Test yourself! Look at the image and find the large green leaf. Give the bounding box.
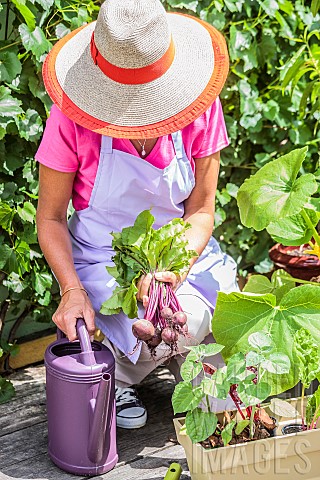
[238,382,271,406]
[17,201,36,223]
[172,382,203,414]
[17,109,43,142]
[212,285,320,394]
[0,87,23,118]
[11,0,36,29]
[14,240,31,274]
[266,209,318,246]
[166,0,198,12]
[100,287,128,316]
[0,51,22,83]
[0,244,13,269]
[243,269,296,303]
[237,148,317,231]
[180,358,203,382]
[185,408,218,443]
[0,202,15,230]
[19,24,52,61]
[121,209,154,247]
[34,272,53,296]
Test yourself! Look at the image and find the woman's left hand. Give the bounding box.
[136,271,186,308]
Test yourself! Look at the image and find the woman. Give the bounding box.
[36,0,238,429]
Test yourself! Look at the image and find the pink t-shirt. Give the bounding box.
[36,98,229,211]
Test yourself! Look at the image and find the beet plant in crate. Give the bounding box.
[172,332,290,446]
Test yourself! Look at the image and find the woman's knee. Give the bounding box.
[176,294,212,351]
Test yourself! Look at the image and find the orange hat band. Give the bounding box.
[90,33,175,85]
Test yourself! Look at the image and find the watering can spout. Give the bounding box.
[88,372,112,463]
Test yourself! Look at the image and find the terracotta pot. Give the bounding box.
[269,244,320,281]
[174,398,320,479]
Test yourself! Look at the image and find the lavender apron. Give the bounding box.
[68,133,238,364]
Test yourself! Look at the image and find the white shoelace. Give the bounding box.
[115,387,138,406]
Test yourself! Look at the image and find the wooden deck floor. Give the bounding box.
[0,364,190,480]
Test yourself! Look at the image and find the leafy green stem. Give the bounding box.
[301,209,320,246]
[0,40,21,52]
[305,29,320,79]
[276,273,320,286]
[310,404,320,430]
[206,394,211,413]
[301,384,306,428]
[249,405,256,439]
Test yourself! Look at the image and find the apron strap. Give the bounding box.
[171,131,187,161]
[101,135,113,154]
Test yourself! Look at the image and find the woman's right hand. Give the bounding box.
[52,289,96,341]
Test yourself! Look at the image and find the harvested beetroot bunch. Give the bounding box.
[132,279,189,354]
[100,209,197,353]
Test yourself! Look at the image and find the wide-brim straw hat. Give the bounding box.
[43,0,229,139]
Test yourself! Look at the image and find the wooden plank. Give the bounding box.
[0,366,47,436]
[0,422,48,467]
[10,364,46,384]
[1,453,88,480]
[1,435,189,480]
[93,444,190,480]
[0,390,46,436]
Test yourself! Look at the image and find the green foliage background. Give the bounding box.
[0,0,319,350]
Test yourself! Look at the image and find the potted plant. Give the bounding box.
[172,328,320,479]
[236,147,320,281]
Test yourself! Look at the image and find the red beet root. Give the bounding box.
[160,307,173,319]
[161,327,178,345]
[147,329,162,348]
[172,311,187,327]
[179,323,188,335]
[132,319,155,341]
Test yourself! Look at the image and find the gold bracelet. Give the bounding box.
[60,287,88,297]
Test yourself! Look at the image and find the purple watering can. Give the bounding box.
[44,318,118,475]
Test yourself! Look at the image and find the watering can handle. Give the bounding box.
[56,328,66,340]
[76,318,96,366]
[56,318,96,366]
